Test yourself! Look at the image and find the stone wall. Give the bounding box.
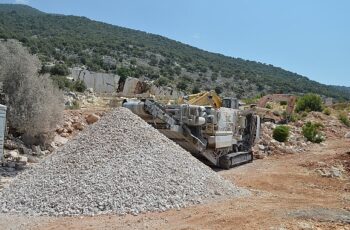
[70,68,184,99]
[70,68,120,93]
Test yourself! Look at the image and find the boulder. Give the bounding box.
[56,127,65,134]
[66,127,74,133]
[86,113,100,124]
[18,156,28,164]
[27,155,40,163]
[72,122,84,131]
[258,144,265,151]
[31,145,41,153]
[60,133,70,138]
[345,132,350,138]
[4,150,19,159]
[4,140,19,150]
[54,135,68,146]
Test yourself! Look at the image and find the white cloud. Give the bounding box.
[15,0,29,4]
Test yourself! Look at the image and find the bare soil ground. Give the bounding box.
[1,138,349,230]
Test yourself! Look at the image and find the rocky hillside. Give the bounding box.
[1,4,349,100]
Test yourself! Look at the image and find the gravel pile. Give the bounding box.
[0,108,247,216]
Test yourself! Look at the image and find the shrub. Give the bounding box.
[52,76,86,92]
[1,40,63,143]
[273,125,290,142]
[52,75,73,90]
[295,94,323,113]
[280,101,288,106]
[323,107,331,116]
[155,77,168,86]
[265,103,272,109]
[73,80,87,92]
[214,86,223,94]
[192,85,200,94]
[68,100,80,110]
[289,113,300,122]
[50,64,70,76]
[302,122,325,143]
[176,81,188,91]
[338,112,350,127]
[301,111,308,118]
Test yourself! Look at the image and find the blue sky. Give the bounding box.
[2,0,350,86]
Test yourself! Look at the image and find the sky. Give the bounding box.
[1,0,350,86]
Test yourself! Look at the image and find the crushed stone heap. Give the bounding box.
[0,108,247,216]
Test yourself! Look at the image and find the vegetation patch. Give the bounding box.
[302,122,325,143]
[295,94,323,113]
[273,125,290,142]
[338,112,350,127]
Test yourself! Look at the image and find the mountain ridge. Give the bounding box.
[0,4,349,100]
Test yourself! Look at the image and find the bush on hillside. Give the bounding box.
[302,122,325,143]
[176,81,188,91]
[323,107,331,116]
[52,76,86,92]
[273,125,290,142]
[214,86,223,95]
[192,85,200,94]
[50,64,70,76]
[338,112,350,127]
[73,80,87,92]
[155,77,168,87]
[295,93,323,112]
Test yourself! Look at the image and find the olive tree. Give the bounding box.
[0,40,64,144]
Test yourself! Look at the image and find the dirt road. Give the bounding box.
[1,139,349,230]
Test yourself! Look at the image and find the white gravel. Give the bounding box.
[0,108,248,216]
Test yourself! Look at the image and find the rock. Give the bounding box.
[86,95,97,104]
[330,166,342,178]
[63,121,72,128]
[54,135,68,146]
[86,113,100,124]
[316,168,331,177]
[72,122,84,131]
[20,146,33,155]
[67,92,77,99]
[60,133,70,138]
[295,121,304,128]
[66,127,74,133]
[27,155,40,163]
[56,127,65,134]
[4,150,19,159]
[345,132,350,138]
[42,150,50,156]
[4,140,18,150]
[258,144,265,151]
[32,145,41,154]
[298,221,314,230]
[255,153,267,159]
[18,156,28,164]
[6,162,16,168]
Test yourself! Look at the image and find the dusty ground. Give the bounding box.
[1,138,349,230]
